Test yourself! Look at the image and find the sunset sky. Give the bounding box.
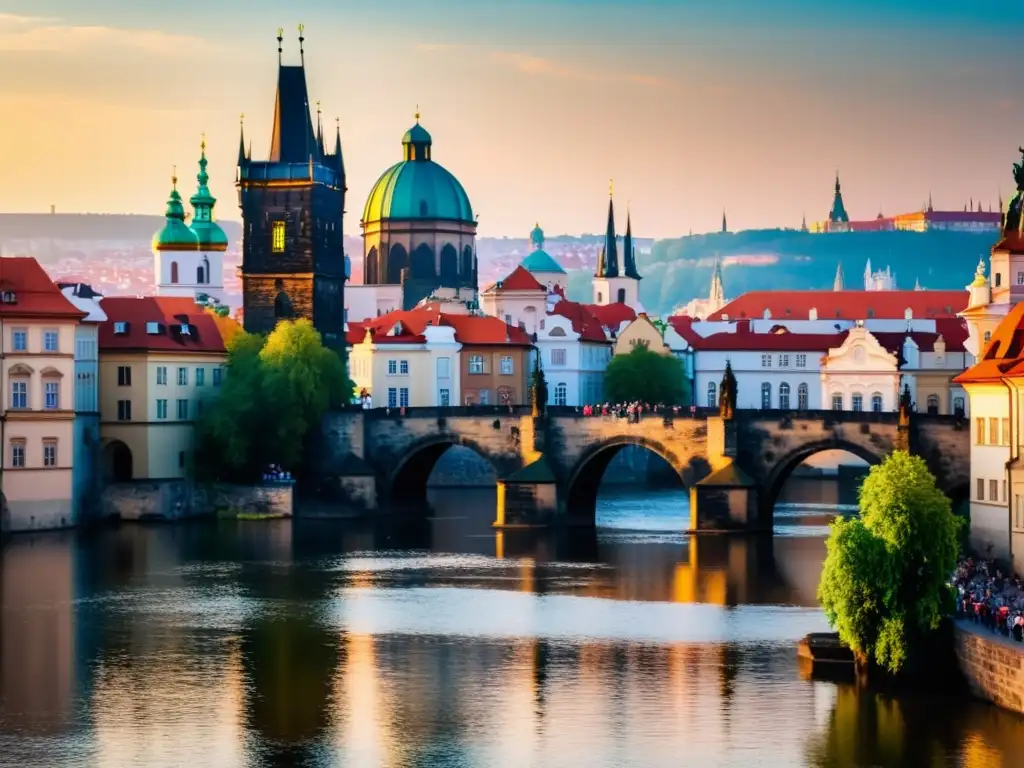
[1,0,1021,237]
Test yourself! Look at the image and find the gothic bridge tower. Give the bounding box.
[237,26,347,352]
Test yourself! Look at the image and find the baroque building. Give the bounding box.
[360,112,478,310]
[237,29,346,350]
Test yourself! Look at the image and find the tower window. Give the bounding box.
[272,221,286,253]
[170,261,179,284]
[617,288,626,303]
[995,272,1003,287]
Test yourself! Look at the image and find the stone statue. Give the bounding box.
[1003,147,1024,235]
[719,360,737,421]
[531,356,548,417]
[899,383,912,426]
[1014,147,1024,191]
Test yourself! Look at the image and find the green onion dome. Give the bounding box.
[520,222,565,274]
[188,139,228,252]
[153,172,199,251]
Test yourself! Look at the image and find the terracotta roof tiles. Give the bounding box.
[708,290,967,322]
[0,257,87,320]
[98,296,227,353]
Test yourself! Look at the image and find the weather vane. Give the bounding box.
[609,178,614,198]
[415,104,420,122]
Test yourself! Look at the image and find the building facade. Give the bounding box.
[98,297,227,481]
[0,258,85,531]
[238,32,346,350]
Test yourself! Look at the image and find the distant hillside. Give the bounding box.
[566,229,993,316]
[0,213,243,245]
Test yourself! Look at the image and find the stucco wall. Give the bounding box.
[100,481,293,521]
[955,621,1024,715]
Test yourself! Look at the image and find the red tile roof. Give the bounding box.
[666,315,703,346]
[357,306,533,346]
[708,290,967,322]
[954,303,1024,384]
[98,296,227,353]
[483,266,546,293]
[689,320,848,352]
[584,302,637,330]
[549,299,609,342]
[0,257,87,320]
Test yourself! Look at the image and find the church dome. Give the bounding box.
[520,222,565,274]
[188,140,228,252]
[362,119,474,225]
[153,175,199,251]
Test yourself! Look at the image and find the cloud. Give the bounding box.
[415,42,666,88]
[0,12,201,55]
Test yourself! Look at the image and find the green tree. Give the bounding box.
[817,451,961,675]
[603,342,686,404]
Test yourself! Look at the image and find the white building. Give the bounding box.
[536,311,612,406]
[480,266,548,336]
[819,326,900,412]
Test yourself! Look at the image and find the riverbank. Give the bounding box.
[955,620,1024,715]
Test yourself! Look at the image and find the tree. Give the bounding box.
[603,342,686,404]
[195,320,353,481]
[817,451,961,675]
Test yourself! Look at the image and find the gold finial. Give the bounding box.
[239,112,244,125]
[277,27,283,38]
[609,178,614,198]
[172,165,178,187]
[200,132,206,151]
[415,104,420,122]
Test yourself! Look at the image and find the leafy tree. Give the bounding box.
[817,451,961,675]
[603,342,686,404]
[195,320,352,481]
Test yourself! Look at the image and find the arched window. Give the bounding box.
[200,255,210,284]
[274,291,292,319]
[797,383,808,410]
[927,394,940,415]
[461,246,474,282]
[440,244,458,284]
[831,393,843,410]
[411,244,435,279]
[953,396,965,417]
[387,244,408,284]
[707,381,717,408]
[366,246,379,284]
[170,261,179,284]
[871,392,883,412]
[851,392,863,411]
[617,288,626,304]
[778,382,791,410]
[761,382,771,409]
[554,382,568,406]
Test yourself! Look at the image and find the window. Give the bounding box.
[976,417,985,444]
[779,382,791,410]
[272,221,286,252]
[1018,272,1024,286]
[852,393,863,412]
[505,314,512,325]
[177,367,188,386]
[953,396,964,416]
[990,417,1000,446]
[43,330,59,352]
[761,354,772,368]
[388,359,397,375]
[707,381,717,408]
[797,383,808,410]
[500,356,514,375]
[399,360,409,375]
[176,399,189,419]
[117,399,132,421]
[779,354,789,368]
[10,380,27,409]
[117,365,132,386]
[926,394,939,415]
[157,399,168,419]
[551,349,566,366]
[796,354,807,368]
[1002,418,1011,446]
[977,478,985,500]
[995,272,1003,287]
[44,381,59,410]
[617,288,626,304]
[43,440,57,468]
[469,355,485,374]
[984,331,992,344]
[872,393,883,412]
[440,388,450,406]
[832,394,843,411]
[113,322,128,335]
[761,382,771,409]
[213,367,223,387]
[12,329,26,351]
[399,387,410,407]
[437,358,451,378]
[195,367,205,387]
[387,388,398,408]
[156,366,167,386]
[554,382,567,406]
[10,439,25,468]
[990,479,999,501]
[1003,480,1007,502]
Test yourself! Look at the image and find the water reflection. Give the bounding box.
[0,486,1021,768]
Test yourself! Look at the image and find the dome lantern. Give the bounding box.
[152,169,199,251]
[402,106,432,161]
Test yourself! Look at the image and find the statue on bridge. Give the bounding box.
[899,383,913,427]
[531,356,548,417]
[1004,146,1024,235]
[719,360,737,421]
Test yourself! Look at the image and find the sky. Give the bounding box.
[0,0,1021,238]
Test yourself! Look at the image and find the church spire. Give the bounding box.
[829,171,849,223]
[721,209,728,233]
[237,113,247,167]
[927,192,933,213]
[316,101,324,158]
[833,261,844,291]
[596,180,619,278]
[268,25,318,163]
[709,256,725,305]
[801,212,807,232]
[334,117,345,183]
[623,205,641,280]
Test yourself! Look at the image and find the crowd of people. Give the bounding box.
[954,557,1024,642]
[578,402,695,422]
[262,464,294,484]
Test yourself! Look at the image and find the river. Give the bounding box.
[0,480,1021,767]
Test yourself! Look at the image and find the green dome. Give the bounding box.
[530,222,544,247]
[188,140,228,251]
[153,177,199,251]
[362,120,474,225]
[520,248,565,274]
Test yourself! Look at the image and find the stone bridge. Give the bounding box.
[312,406,970,533]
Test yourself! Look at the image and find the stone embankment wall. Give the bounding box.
[954,621,1024,715]
[100,481,293,521]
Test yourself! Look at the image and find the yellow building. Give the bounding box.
[98,297,228,481]
[0,257,85,531]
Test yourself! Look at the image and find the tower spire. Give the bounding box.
[316,100,324,156]
[721,209,728,233]
[298,23,305,67]
[334,116,345,184]
[237,113,247,166]
[833,261,844,291]
[596,181,619,278]
[709,256,725,305]
[927,192,933,213]
[829,170,849,224]
[623,204,641,280]
[277,27,283,65]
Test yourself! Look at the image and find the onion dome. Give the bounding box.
[362,113,474,225]
[520,222,565,274]
[152,171,199,251]
[189,137,229,252]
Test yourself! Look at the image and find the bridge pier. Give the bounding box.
[493,457,558,529]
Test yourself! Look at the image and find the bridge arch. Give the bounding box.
[564,437,708,526]
[386,434,499,506]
